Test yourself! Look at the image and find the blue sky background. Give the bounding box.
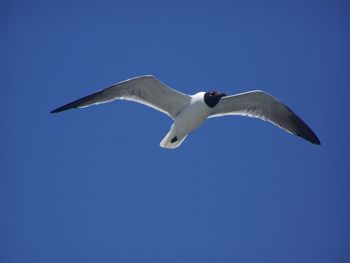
[2,0,350,262]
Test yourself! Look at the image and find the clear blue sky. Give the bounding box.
[2,0,350,262]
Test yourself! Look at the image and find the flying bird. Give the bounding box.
[51,75,320,148]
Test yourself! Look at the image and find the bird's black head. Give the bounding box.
[204,91,227,108]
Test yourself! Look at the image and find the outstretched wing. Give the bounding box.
[51,75,191,119]
[210,90,320,145]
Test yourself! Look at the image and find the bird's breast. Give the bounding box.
[173,97,212,134]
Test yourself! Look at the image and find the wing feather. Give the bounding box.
[51,75,190,119]
[210,90,320,144]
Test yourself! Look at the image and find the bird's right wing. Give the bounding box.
[51,75,191,119]
[210,90,320,145]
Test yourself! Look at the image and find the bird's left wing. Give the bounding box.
[209,90,320,145]
[51,75,191,119]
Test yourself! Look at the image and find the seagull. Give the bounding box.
[51,75,320,148]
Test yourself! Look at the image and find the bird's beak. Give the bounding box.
[220,92,227,97]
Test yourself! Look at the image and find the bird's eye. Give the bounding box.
[210,92,214,96]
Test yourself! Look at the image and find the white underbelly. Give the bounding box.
[173,101,211,134]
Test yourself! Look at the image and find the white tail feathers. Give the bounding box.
[160,126,187,149]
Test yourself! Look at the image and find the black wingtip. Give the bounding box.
[50,99,83,113]
[50,107,66,114]
[299,131,321,145]
[304,126,321,145]
[312,136,321,145]
[285,107,321,146]
[50,105,76,114]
